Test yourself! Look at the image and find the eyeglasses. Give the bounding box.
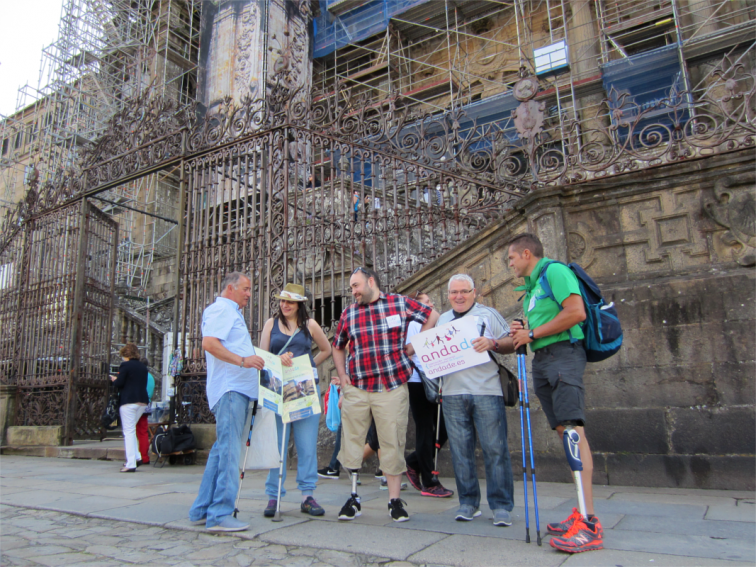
[413,290,423,299]
[352,267,370,277]
[448,289,474,296]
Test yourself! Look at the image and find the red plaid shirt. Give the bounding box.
[333,293,432,392]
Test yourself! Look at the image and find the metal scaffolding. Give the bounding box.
[312,0,754,152]
[0,0,200,297]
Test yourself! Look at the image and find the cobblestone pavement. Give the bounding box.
[0,506,428,567]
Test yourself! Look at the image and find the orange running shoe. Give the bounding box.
[547,508,604,537]
[549,517,604,553]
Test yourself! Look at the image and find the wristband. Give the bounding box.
[492,340,499,352]
[239,357,245,368]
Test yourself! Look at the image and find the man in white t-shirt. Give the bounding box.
[437,274,516,527]
[188,272,265,532]
[404,293,454,498]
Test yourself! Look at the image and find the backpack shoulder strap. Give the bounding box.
[537,260,580,344]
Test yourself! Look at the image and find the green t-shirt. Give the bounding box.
[519,257,584,351]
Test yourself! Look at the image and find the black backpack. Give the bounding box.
[151,424,196,457]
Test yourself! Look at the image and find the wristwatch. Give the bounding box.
[528,330,535,340]
[492,340,499,352]
[239,357,245,368]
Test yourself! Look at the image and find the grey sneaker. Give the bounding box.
[493,509,513,526]
[454,505,482,521]
[207,516,249,532]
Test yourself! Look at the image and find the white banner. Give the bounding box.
[409,316,489,379]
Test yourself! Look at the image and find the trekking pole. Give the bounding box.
[272,420,288,522]
[515,334,530,543]
[234,400,258,518]
[515,319,542,546]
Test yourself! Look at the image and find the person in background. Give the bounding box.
[134,357,156,466]
[404,292,453,498]
[260,284,332,517]
[110,343,148,472]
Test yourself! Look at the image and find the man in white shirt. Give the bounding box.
[437,274,516,527]
[188,272,264,532]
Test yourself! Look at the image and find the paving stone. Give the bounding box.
[259,520,447,560]
[705,504,756,522]
[3,544,74,558]
[614,513,755,539]
[606,529,755,562]
[562,548,756,567]
[27,552,99,566]
[407,533,564,567]
[608,491,737,507]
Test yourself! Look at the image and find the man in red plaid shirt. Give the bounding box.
[332,267,439,522]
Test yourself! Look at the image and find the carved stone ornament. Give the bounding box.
[703,176,756,266]
[512,76,539,102]
[513,99,546,141]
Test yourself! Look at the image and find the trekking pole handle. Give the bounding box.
[514,318,528,356]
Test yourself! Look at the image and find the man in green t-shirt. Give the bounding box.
[507,233,603,554]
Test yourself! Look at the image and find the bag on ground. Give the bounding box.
[538,261,623,362]
[325,383,341,432]
[151,424,196,457]
[244,406,281,470]
[100,389,120,430]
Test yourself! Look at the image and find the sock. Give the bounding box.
[302,495,310,503]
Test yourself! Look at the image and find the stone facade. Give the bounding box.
[387,148,756,490]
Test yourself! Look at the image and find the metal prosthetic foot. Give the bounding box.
[563,425,588,521]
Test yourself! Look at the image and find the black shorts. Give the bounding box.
[532,341,587,430]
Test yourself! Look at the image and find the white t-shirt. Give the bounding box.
[436,303,510,396]
[405,321,425,383]
[202,297,259,410]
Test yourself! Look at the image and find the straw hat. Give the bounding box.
[274,283,308,302]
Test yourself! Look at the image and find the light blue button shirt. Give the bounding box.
[202,297,258,410]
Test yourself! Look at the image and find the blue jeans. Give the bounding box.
[329,423,342,470]
[442,394,514,511]
[189,390,251,527]
[265,412,320,499]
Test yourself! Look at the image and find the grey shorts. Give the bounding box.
[532,341,587,430]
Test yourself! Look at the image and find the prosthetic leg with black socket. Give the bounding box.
[548,424,604,553]
[337,469,362,520]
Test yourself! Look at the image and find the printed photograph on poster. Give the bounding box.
[409,316,489,379]
[256,348,321,423]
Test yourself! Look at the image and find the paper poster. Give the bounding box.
[256,348,321,423]
[409,316,490,379]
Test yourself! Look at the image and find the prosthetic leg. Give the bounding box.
[562,424,588,520]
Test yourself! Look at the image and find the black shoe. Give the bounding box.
[388,498,409,522]
[374,468,383,479]
[317,466,340,479]
[338,495,361,521]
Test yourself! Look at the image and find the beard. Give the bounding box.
[357,285,375,305]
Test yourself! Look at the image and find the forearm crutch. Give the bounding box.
[430,378,444,484]
[515,319,541,546]
[272,420,288,522]
[234,400,259,518]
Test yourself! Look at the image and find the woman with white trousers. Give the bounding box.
[111,343,149,472]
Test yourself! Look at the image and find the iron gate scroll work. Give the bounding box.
[174,90,524,423]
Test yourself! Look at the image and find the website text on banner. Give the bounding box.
[256,348,321,423]
[409,316,489,379]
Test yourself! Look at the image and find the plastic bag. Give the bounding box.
[325,383,341,432]
[243,406,281,470]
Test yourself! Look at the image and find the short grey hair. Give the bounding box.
[221,271,252,290]
[447,274,475,292]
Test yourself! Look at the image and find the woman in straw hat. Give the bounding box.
[260,283,332,517]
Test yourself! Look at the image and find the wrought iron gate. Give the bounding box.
[0,199,117,442]
[173,115,519,423]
